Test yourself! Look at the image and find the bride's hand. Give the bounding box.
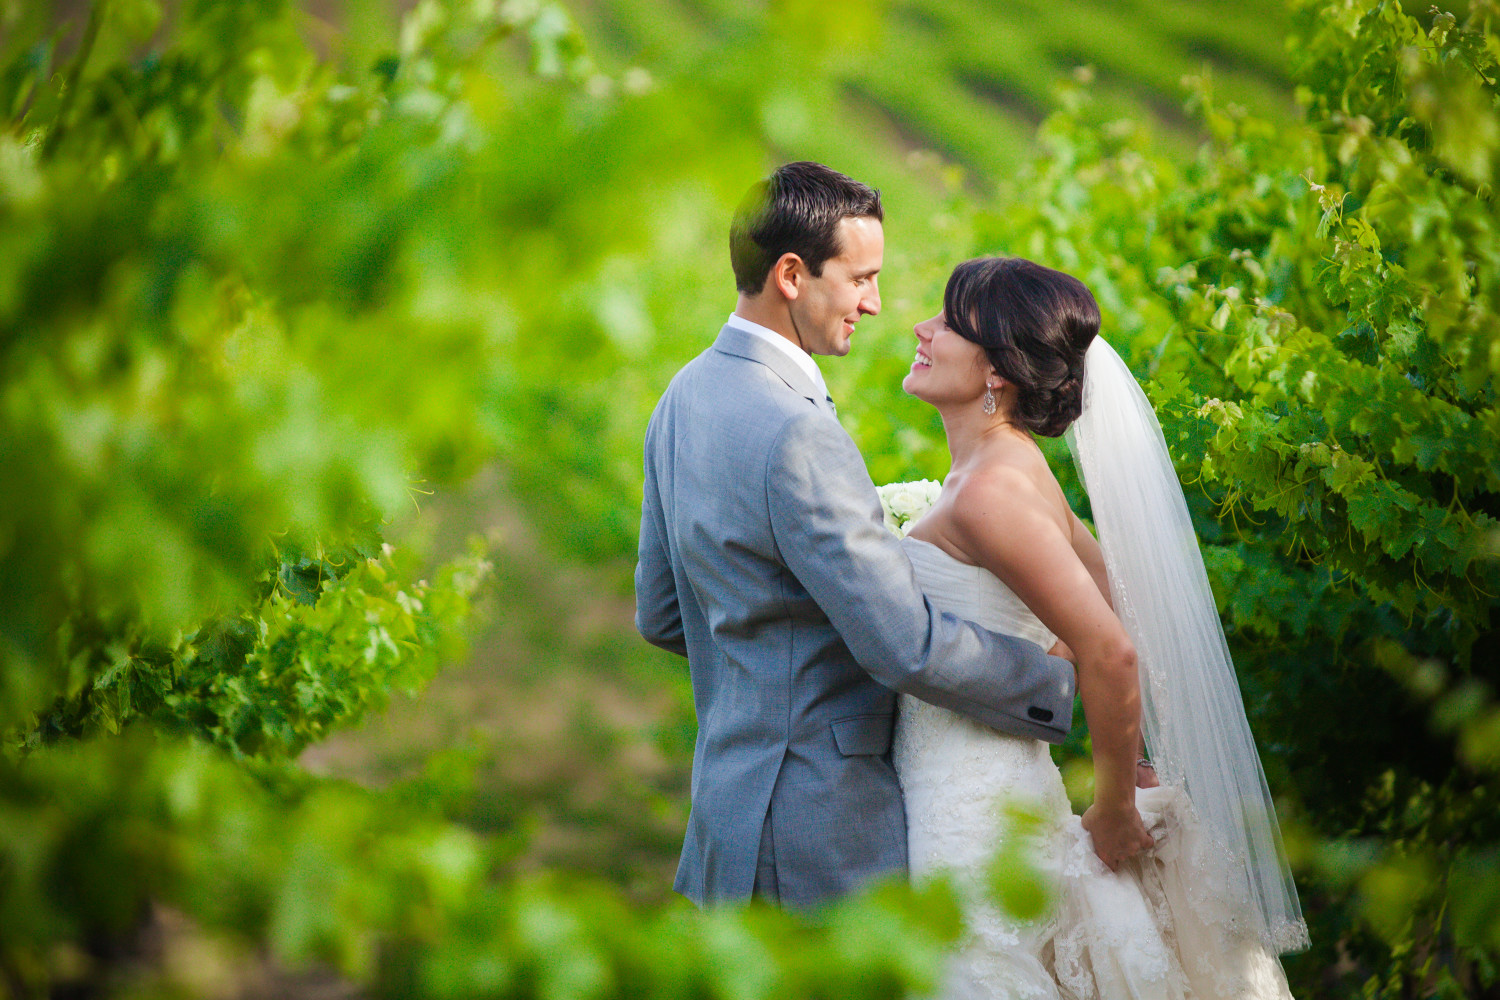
[1046,638,1076,663]
[1081,802,1154,872]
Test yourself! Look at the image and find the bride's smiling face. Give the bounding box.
[902,312,992,406]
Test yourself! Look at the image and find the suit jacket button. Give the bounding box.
[1027,706,1053,722]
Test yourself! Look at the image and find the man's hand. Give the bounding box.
[1081,802,1153,872]
[1047,638,1076,664]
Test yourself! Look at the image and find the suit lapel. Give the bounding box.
[711,326,826,411]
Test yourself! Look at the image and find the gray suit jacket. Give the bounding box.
[635,325,1076,909]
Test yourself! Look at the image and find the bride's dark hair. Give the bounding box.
[943,256,1100,437]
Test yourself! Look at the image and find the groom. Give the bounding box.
[635,161,1076,908]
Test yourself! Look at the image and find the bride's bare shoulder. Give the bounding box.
[947,445,1071,542]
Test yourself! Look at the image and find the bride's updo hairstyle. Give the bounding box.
[944,256,1100,437]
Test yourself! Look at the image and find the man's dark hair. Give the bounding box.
[730,162,884,294]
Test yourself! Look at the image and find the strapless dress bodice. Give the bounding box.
[901,536,1058,651]
[892,534,1068,847]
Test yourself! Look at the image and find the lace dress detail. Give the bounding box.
[892,537,1295,1000]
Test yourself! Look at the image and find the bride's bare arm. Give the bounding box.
[1069,512,1112,608]
[948,467,1153,869]
[1068,510,1159,788]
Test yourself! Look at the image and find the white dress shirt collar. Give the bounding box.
[725,313,828,397]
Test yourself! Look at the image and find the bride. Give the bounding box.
[891,256,1308,999]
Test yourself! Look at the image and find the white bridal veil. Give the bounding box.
[1065,336,1310,953]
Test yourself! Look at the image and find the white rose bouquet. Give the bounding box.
[876,479,942,537]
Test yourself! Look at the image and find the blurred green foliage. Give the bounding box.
[2,0,1498,996]
[571,0,1295,180]
[26,534,492,760]
[1,731,964,998]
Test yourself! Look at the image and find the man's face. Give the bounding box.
[788,216,883,356]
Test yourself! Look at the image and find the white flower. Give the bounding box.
[883,505,901,536]
[884,484,923,519]
[877,479,942,536]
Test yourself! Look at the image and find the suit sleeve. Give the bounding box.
[635,423,688,658]
[766,411,1076,743]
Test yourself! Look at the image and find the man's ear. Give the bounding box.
[771,252,804,301]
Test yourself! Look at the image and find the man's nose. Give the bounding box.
[862,279,881,316]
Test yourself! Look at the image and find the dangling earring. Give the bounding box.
[982,384,997,416]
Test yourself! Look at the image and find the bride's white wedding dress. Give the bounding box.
[893,535,1295,1000]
